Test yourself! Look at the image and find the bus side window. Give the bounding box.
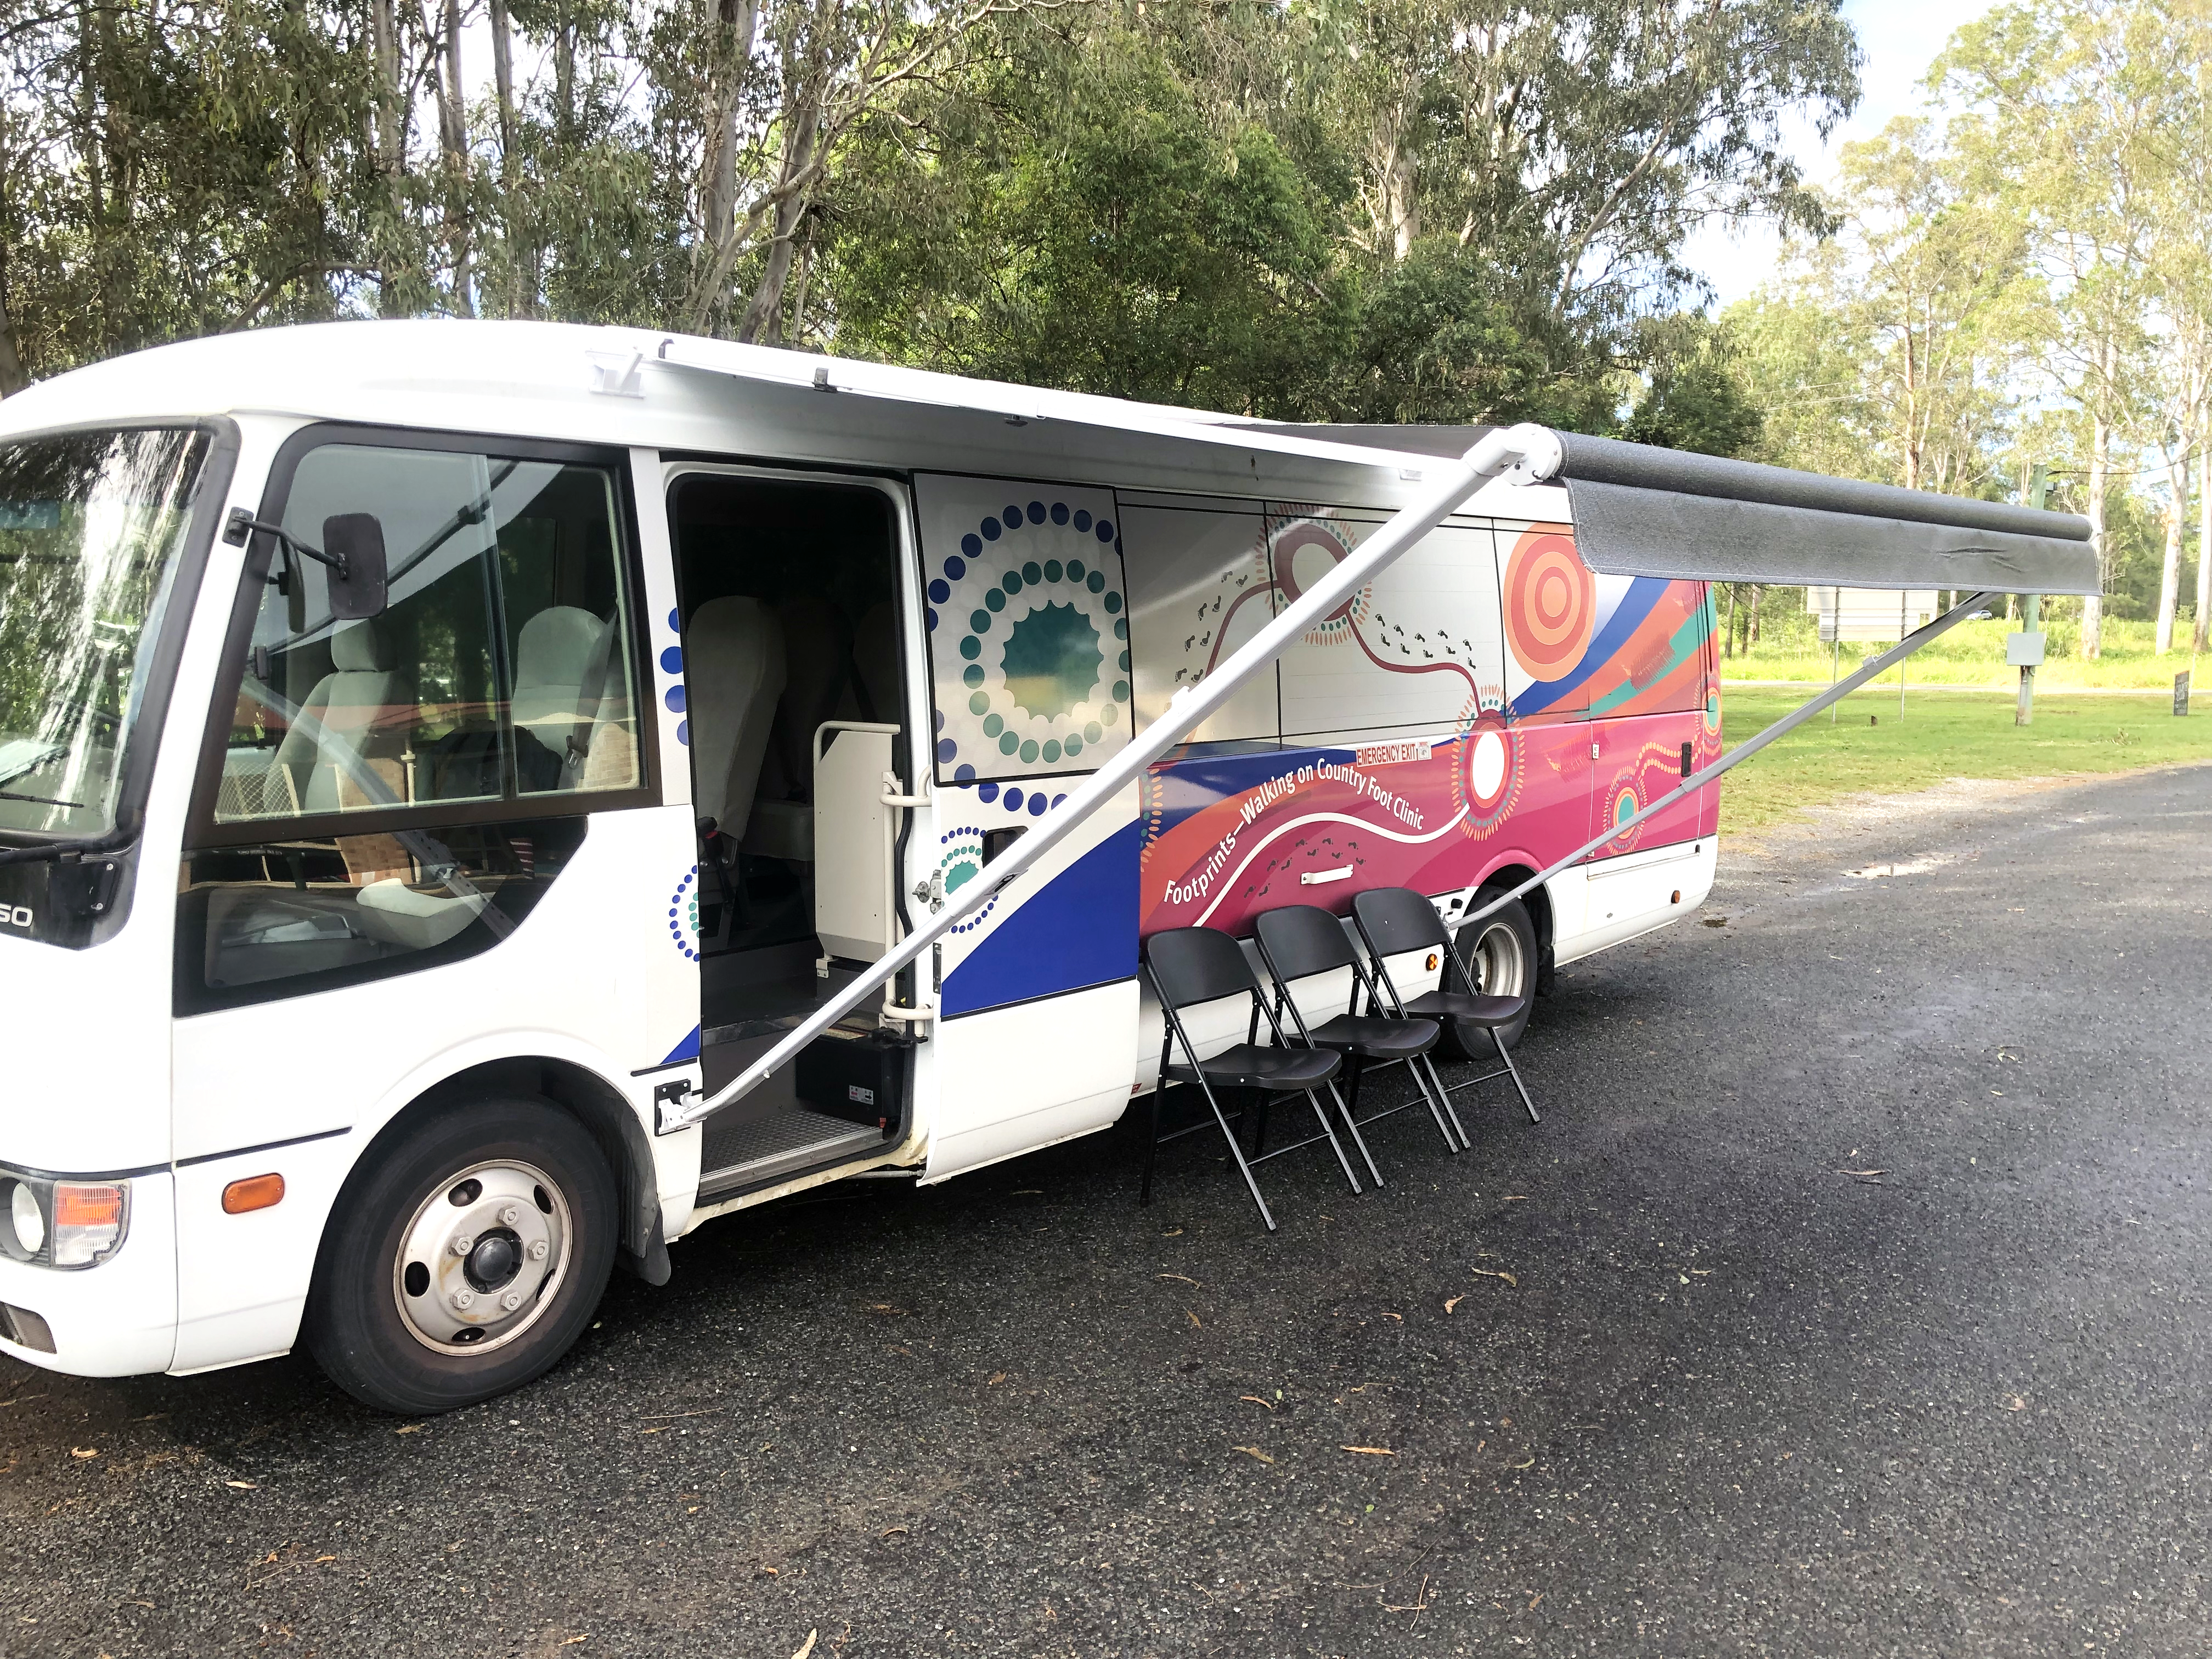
[178,438,648,1012]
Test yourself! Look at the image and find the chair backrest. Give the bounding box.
[1351,887,1450,958]
[1144,926,1258,1011]
[687,595,788,839]
[1254,904,1359,983]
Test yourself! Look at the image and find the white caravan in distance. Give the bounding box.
[0,323,2093,1412]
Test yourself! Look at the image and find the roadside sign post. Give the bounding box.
[2015,466,2052,728]
[2175,671,2191,716]
[2010,597,2043,726]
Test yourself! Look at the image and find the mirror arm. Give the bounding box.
[222,507,349,579]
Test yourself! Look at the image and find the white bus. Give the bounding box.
[0,322,2093,1412]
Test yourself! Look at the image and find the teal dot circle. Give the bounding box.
[1065,733,1083,757]
[1084,721,1102,743]
[1022,561,1042,585]
[1118,649,1130,671]
[959,636,981,661]
[970,609,991,632]
[998,730,1020,754]
[1041,740,1062,763]
[1086,572,1105,593]
[985,589,1006,613]
[1001,571,1023,595]
[1103,592,1122,614]
[1068,560,1086,582]
[969,692,989,715]
[963,664,985,687]
[1019,739,1039,764]
[1112,679,1129,702]
[1101,702,1119,725]
[1043,560,1063,583]
[1113,618,1127,640]
[983,713,1003,738]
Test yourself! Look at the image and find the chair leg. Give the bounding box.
[1198,1077,1277,1231]
[1141,1085,1163,1206]
[1328,1080,1385,1189]
[1250,1088,1271,1158]
[1408,1051,1466,1153]
[1493,1027,1539,1124]
[1304,1089,1363,1196]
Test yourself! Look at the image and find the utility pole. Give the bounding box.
[2013,465,2051,727]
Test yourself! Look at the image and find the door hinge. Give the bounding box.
[49,856,121,920]
[912,870,945,912]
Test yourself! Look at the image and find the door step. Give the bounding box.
[696,1107,890,1198]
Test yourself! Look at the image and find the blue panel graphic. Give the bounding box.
[662,1025,701,1065]
[1509,576,1667,718]
[941,821,1142,1015]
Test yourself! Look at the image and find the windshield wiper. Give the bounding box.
[0,788,83,808]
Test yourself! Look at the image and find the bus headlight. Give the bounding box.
[0,1173,128,1269]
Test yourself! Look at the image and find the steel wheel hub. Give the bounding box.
[392,1160,570,1355]
[1468,916,1527,998]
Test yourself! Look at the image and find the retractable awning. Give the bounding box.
[659,414,2089,1129]
[1235,421,2097,595]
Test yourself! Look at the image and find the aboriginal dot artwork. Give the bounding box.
[667,867,700,960]
[1450,709,1523,840]
[660,606,690,748]
[916,477,1132,785]
[1502,524,1596,684]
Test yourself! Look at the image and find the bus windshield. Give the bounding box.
[0,427,210,842]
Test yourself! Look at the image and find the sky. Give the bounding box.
[1680,0,1999,310]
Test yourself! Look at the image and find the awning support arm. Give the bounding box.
[657,422,1565,1132]
[1455,589,2000,935]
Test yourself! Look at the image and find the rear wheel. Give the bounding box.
[1441,889,1537,1057]
[304,1097,617,1415]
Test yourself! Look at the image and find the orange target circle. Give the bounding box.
[1503,527,1594,681]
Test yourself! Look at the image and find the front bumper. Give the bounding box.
[0,1172,176,1377]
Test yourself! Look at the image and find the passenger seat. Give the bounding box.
[686,596,787,850]
[511,605,613,793]
[272,620,413,813]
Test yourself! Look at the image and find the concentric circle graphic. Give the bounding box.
[1450,709,1522,840]
[1503,526,1595,682]
[932,495,1131,783]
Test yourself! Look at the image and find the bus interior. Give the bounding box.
[668,470,916,1193]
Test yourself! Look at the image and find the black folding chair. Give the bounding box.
[1351,887,1541,1125]
[1253,904,1464,1165]
[1142,926,1364,1231]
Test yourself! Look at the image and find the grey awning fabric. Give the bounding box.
[1233,420,2098,595]
[1554,432,2097,595]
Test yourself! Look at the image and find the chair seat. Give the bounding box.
[1304,1014,1440,1059]
[1403,988,1527,1028]
[1166,1043,1341,1091]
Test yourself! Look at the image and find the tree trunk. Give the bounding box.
[0,297,28,396]
[701,0,760,332]
[1722,583,1736,658]
[489,0,520,317]
[2155,443,2185,654]
[2196,434,2212,654]
[2083,402,2110,660]
[369,0,407,314]
[1748,584,1763,646]
[431,0,474,314]
[735,101,819,346]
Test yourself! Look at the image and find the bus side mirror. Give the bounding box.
[322,513,389,620]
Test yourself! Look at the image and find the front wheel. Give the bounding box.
[304,1097,617,1414]
[1440,889,1537,1057]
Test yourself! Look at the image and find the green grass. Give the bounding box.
[1724,614,2208,691]
[1716,685,2212,833]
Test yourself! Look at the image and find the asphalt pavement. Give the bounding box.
[4,762,2209,1658]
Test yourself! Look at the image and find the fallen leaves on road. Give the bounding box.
[986,1373,1006,1386]
[1341,1446,1396,1457]
[1838,1169,1886,1178]
[69,1447,97,1460]
[1156,1272,1201,1286]
[1471,1268,1518,1287]
[394,1424,423,1435]
[1233,1446,1274,1464]
[1186,1310,1203,1328]
[1444,1295,1465,1313]
[224,1480,257,1489]
[1239,1395,1276,1411]
[2001,1395,2027,1412]
[790,1629,817,1659]
[1502,1195,1527,1203]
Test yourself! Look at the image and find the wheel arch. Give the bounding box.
[1471,860,1555,995]
[332,1056,672,1292]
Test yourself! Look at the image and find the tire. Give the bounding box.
[1440,890,1537,1058]
[304,1096,617,1415]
